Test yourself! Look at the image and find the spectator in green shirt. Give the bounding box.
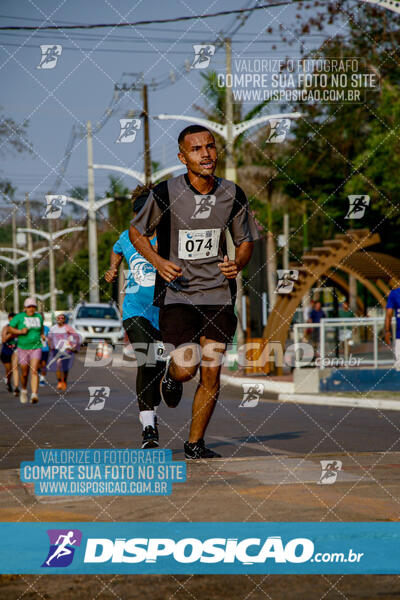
[8,297,44,404]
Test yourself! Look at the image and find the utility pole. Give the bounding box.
[25,193,35,297]
[302,201,308,253]
[266,183,277,312]
[283,212,289,270]
[87,121,99,303]
[1,270,5,311]
[47,218,56,314]
[11,207,19,312]
[224,38,236,182]
[142,84,151,186]
[225,37,245,349]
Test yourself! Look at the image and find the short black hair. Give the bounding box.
[178,125,214,150]
[131,184,153,215]
[8,312,15,318]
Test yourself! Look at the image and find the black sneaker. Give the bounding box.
[160,360,183,408]
[7,381,13,393]
[142,425,159,449]
[184,439,221,460]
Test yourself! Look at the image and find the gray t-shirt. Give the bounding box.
[131,173,259,307]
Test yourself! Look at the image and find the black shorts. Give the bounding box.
[0,349,13,364]
[159,304,237,347]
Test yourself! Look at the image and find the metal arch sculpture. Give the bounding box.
[323,270,365,313]
[262,229,381,374]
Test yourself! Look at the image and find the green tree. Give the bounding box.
[275,2,400,255]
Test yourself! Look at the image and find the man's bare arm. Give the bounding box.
[104,250,123,283]
[218,241,254,279]
[129,225,182,282]
[385,308,394,346]
[235,241,254,271]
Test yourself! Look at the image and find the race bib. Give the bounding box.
[24,317,41,329]
[178,228,220,260]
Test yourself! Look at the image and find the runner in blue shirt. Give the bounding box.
[385,287,400,370]
[105,186,165,448]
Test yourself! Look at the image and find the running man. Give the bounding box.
[129,124,258,459]
[1,312,19,394]
[45,531,77,566]
[105,185,165,449]
[385,286,400,370]
[8,298,44,404]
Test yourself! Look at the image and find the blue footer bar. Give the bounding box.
[0,522,398,574]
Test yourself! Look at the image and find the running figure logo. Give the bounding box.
[266,118,291,143]
[318,460,342,485]
[42,529,82,567]
[191,44,215,69]
[240,383,264,407]
[191,195,216,219]
[86,386,110,411]
[275,270,299,294]
[44,195,67,219]
[345,195,370,219]
[37,45,62,69]
[116,119,141,143]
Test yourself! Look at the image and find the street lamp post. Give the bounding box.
[0,278,26,311]
[22,289,63,312]
[17,227,84,314]
[62,195,121,303]
[92,164,185,185]
[86,121,99,303]
[360,0,400,13]
[155,112,302,147]
[0,247,53,310]
[70,162,184,302]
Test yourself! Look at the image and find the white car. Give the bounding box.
[70,302,124,346]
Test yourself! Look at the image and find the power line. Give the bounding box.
[0,2,299,31]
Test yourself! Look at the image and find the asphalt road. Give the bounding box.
[2,352,400,470]
[2,353,400,599]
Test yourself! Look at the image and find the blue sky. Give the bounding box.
[0,0,321,203]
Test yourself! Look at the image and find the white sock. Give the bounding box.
[139,410,155,429]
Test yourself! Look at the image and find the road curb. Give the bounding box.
[220,374,294,394]
[279,393,400,411]
[220,374,400,411]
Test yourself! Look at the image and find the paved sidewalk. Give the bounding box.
[221,373,400,411]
